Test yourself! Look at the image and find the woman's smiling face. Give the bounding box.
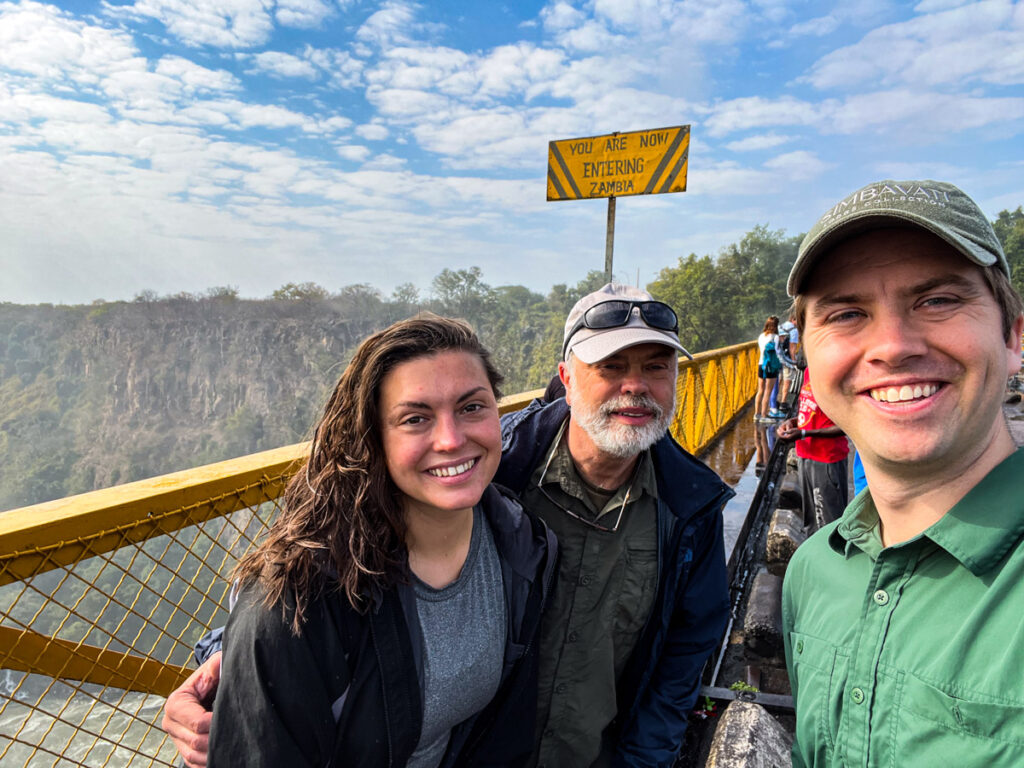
[379,350,501,521]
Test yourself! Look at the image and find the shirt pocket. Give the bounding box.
[616,544,658,639]
[894,673,1024,765]
[790,631,849,760]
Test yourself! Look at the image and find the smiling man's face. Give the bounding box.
[562,343,677,460]
[801,227,1023,481]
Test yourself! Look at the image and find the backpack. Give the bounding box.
[761,339,782,377]
[776,333,790,358]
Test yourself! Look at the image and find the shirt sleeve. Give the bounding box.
[613,508,730,768]
[208,585,347,768]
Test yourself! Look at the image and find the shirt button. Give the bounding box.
[796,640,804,654]
[543,729,554,738]
[556,683,567,694]
[568,631,579,642]
[580,575,592,586]
[873,589,890,606]
[851,687,865,704]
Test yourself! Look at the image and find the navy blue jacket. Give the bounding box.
[496,399,732,768]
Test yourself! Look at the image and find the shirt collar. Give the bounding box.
[830,448,1024,574]
[536,418,658,505]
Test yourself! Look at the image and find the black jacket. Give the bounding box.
[496,399,732,768]
[208,485,557,768]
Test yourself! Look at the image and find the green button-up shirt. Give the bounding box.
[782,448,1024,768]
[522,420,659,768]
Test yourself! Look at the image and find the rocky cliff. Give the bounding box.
[0,296,396,510]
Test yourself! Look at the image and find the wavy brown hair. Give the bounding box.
[234,313,503,633]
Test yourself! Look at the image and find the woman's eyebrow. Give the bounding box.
[393,386,488,410]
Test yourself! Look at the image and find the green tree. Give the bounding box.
[272,282,329,301]
[715,224,800,335]
[430,267,495,326]
[993,206,1024,298]
[649,253,742,354]
[526,271,609,386]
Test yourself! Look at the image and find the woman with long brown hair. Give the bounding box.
[208,314,556,768]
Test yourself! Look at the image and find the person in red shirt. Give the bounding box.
[777,367,849,528]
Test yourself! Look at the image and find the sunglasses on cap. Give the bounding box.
[563,300,679,359]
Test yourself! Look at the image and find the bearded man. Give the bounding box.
[164,283,732,768]
[496,283,732,768]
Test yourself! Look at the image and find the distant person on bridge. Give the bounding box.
[775,315,800,414]
[755,316,782,421]
[775,366,849,528]
[186,315,558,767]
[781,179,1024,768]
[164,283,733,768]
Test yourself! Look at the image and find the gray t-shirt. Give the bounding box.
[407,505,507,768]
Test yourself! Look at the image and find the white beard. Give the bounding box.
[568,389,674,459]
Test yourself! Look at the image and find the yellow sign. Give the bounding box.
[546,125,689,201]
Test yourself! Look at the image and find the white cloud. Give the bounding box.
[156,55,240,92]
[366,85,450,117]
[704,96,823,137]
[362,152,407,169]
[108,0,276,48]
[789,14,841,37]
[275,0,335,28]
[913,0,972,10]
[763,150,830,180]
[0,1,143,84]
[247,50,319,79]
[688,161,773,195]
[724,133,793,151]
[806,0,1024,90]
[356,0,443,48]
[303,45,364,88]
[337,144,371,161]
[540,1,585,32]
[827,89,1024,134]
[356,122,389,140]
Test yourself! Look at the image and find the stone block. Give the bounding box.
[705,701,793,768]
[777,474,801,510]
[743,569,783,658]
[766,508,807,576]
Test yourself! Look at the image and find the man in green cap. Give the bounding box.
[782,180,1024,767]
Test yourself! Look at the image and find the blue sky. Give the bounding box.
[1,0,1022,304]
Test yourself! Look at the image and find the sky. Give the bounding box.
[1,0,1023,305]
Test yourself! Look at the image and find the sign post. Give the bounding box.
[604,196,616,283]
[547,125,690,282]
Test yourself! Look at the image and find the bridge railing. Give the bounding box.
[0,341,755,767]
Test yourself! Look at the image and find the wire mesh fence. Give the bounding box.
[0,349,754,767]
[0,458,295,768]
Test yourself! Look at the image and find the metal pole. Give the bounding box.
[604,195,616,284]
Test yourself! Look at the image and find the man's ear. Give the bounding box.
[1007,313,1024,377]
[558,359,572,405]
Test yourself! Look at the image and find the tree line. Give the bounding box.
[2,209,1021,510]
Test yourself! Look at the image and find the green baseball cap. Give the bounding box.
[788,179,1009,296]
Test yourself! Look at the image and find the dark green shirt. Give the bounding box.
[783,448,1024,768]
[523,420,659,768]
